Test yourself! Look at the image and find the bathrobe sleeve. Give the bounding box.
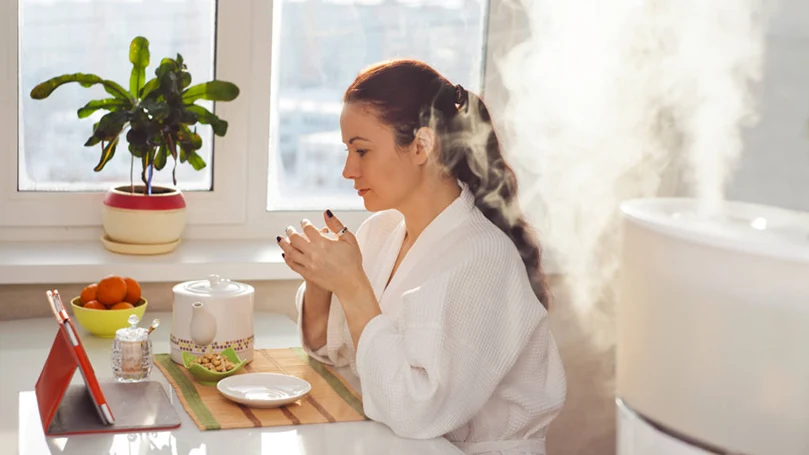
[295,283,353,367]
[295,214,383,368]
[354,248,545,439]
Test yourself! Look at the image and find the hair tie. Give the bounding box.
[455,84,468,110]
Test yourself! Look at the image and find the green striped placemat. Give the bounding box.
[154,347,367,430]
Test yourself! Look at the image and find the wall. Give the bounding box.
[728,0,809,212]
[0,280,303,321]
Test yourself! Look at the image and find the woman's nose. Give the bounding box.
[342,154,360,180]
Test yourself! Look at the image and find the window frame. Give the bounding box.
[0,1,251,230]
[0,0,521,242]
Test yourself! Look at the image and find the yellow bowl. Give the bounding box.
[70,296,148,338]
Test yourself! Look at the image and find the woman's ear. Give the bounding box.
[411,127,437,166]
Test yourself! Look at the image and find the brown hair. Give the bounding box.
[344,59,551,308]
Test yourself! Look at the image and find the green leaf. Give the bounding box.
[126,126,149,149]
[129,36,150,99]
[155,69,182,104]
[182,81,240,103]
[93,111,129,142]
[184,104,228,136]
[140,99,170,120]
[154,145,169,171]
[84,121,102,146]
[180,72,192,90]
[177,126,203,150]
[155,58,179,78]
[94,136,119,172]
[77,98,130,119]
[128,142,146,158]
[30,73,133,103]
[177,125,205,170]
[139,77,159,99]
[185,150,207,171]
[179,107,197,125]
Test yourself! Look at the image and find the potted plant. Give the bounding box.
[29,36,239,254]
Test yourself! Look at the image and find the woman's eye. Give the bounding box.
[344,147,368,157]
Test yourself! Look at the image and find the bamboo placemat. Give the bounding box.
[153,347,367,431]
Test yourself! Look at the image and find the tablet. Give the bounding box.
[45,290,115,425]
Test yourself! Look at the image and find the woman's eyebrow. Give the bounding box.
[348,136,370,144]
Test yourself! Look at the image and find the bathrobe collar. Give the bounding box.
[374,183,477,300]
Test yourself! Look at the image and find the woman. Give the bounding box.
[278,59,566,455]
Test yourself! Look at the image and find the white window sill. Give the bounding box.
[0,239,298,285]
[0,237,563,285]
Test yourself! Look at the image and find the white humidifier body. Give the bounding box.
[617,198,809,455]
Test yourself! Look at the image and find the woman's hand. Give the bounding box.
[280,210,382,349]
[298,226,330,295]
[278,210,366,298]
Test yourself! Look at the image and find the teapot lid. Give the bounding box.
[174,274,254,297]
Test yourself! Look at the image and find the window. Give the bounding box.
[1,1,248,228]
[1,0,511,239]
[267,0,488,211]
[18,0,217,192]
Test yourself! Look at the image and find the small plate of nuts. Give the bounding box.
[181,348,247,386]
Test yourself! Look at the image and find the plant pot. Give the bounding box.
[101,185,187,254]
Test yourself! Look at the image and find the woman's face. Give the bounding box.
[340,102,422,212]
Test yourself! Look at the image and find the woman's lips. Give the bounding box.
[357,189,369,196]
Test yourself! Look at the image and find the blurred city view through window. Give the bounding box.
[270,0,487,210]
[18,0,488,211]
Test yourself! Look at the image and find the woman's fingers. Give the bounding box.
[323,209,343,234]
[324,209,358,246]
[277,211,366,295]
[281,249,308,277]
[277,229,309,266]
[300,218,323,242]
[284,225,312,253]
[279,214,359,282]
[324,210,350,237]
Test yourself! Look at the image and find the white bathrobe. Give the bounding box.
[295,185,567,455]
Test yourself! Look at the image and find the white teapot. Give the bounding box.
[170,274,255,364]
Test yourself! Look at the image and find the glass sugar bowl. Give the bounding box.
[111,314,155,382]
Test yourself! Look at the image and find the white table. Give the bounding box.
[0,311,464,455]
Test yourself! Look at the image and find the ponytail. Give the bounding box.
[442,86,551,308]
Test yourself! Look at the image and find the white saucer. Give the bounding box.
[216,373,312,408]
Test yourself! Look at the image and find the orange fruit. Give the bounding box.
[80,283,98,304]
[110,302,135,310]
[123,277,142,304]
[83,300,106,310]
[97,275,128,306]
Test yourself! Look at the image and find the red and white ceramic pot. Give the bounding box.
[102,185,187,247]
